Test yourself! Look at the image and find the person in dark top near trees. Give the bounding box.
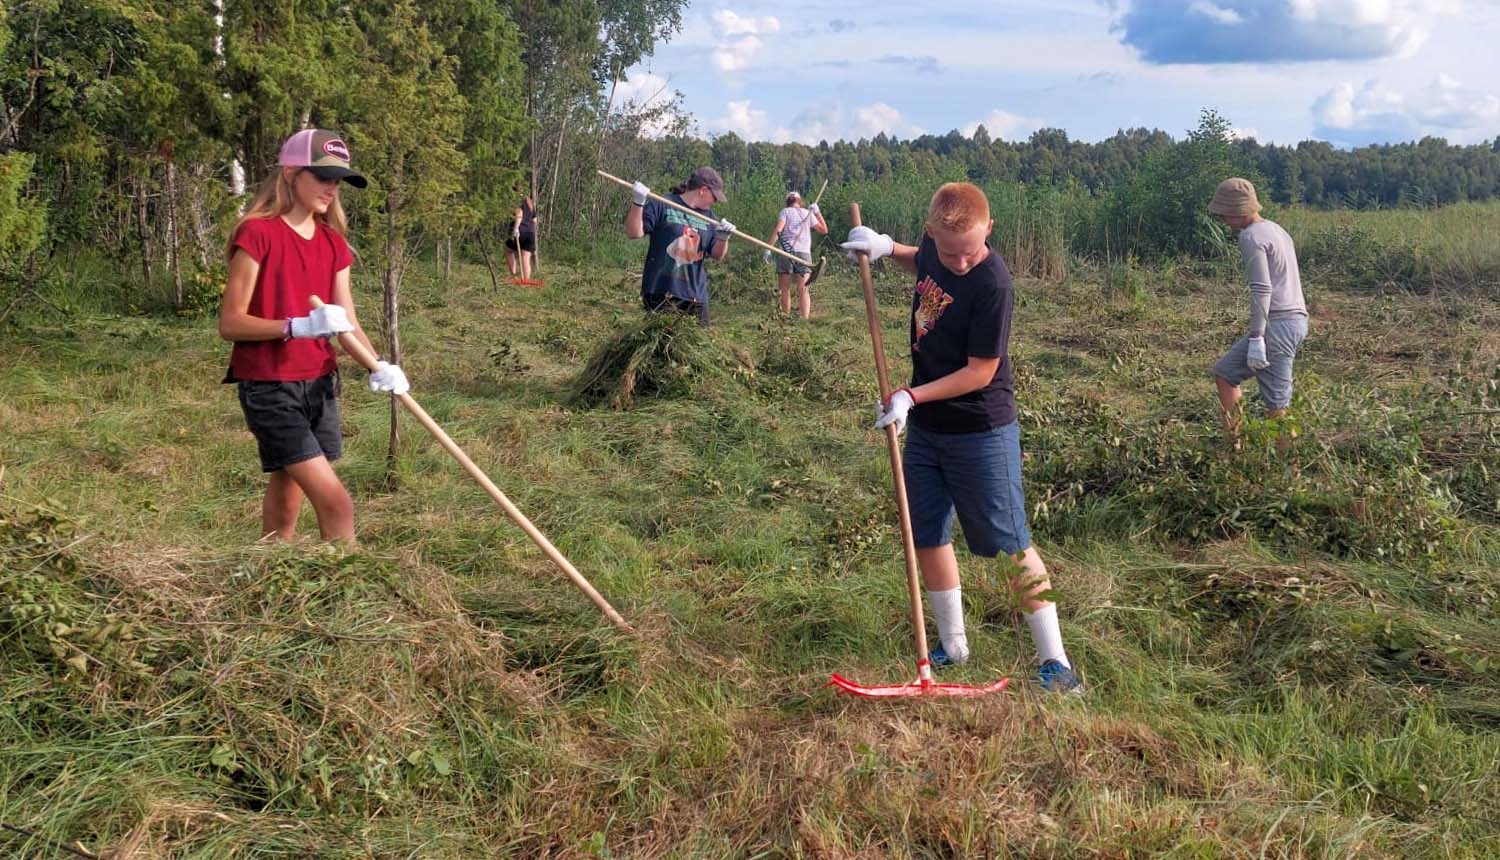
[505,183,538,281]
[841,182,1083,694]
[623,167,735,326]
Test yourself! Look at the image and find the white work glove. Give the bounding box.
[714,218,736,242]
[289,303,353,339]
[808,202,820,215]
[874,388,915,435]
[630,180,650,206]
[368,361,410,396]
[841,226,894,263]
[763,249,773,264]
[1246,335,1270,371]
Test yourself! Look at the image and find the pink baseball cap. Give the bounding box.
[278,129,367,188]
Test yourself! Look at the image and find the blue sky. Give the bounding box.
[615,0,1500,147]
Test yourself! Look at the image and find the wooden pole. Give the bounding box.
[850,202,932,686]
[596,169,808,266]
[310,297,633,632]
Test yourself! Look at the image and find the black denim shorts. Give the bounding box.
[237,373,342,472]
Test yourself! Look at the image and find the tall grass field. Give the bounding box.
[3,203,1500,858]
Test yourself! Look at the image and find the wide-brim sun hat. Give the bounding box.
[1208,177,1260,217]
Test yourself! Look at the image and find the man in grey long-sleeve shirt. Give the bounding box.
[1208,177,1309,446]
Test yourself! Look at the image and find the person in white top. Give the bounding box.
[765,190,828,318]
[1207,177,1309,448]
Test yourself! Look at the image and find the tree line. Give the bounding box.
[662,124,1500,213]
[0,0,686,314]
[5,2,1500,312]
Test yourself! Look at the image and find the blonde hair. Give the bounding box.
[926,182,989,233]
[225,168,349,260]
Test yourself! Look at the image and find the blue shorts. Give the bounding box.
[902,421,1033,557]
[1212,314,1308,410]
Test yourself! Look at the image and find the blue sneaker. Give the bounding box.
[928,645,967,668]
[1038,659,1084,694]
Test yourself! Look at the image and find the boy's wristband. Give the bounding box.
[283,318,293,341]
[893,386,916,405]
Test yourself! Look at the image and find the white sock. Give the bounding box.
[1024,602,1070,668]
[927,588,969,663]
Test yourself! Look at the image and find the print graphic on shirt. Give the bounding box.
[912,276,954,352]
[663,208,712,268]
[667,225,704,265]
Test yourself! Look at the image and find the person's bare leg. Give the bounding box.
[1010,545,1073,673]
[505,247,517,276]
[261,469,304,540]
[520,249,533,280]
[917,544,961,591]
[917,544,966,661]
[798,274,812,319]
[1007,546,1053,612]
[281,455,355,544]
[777,273,793,315]
[1216,376,1244,449]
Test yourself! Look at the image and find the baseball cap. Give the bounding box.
[278,129,368,188]
[687,166,727,202]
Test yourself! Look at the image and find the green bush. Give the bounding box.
[0,151,46,277]
[1099,109,1258,261]
[1299,222,1421,291]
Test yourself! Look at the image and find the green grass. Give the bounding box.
[1280,202,1500,296]
[2,230,1499,858]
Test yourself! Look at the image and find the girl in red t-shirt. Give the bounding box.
[218,129,408,544]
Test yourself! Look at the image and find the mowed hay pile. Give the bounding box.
[566,313,742,409]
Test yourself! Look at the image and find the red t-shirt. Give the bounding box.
[226,216,354,382]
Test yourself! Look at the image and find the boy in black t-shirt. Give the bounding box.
[841,183,1082,694]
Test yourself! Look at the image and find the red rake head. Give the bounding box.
[827,670,1010,699]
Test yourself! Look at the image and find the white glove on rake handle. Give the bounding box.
[369,361,410,396]
[842,226,895,263]
[289,303,354,339]
[874,388,916,435]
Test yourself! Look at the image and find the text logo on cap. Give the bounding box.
[323,139,351,161]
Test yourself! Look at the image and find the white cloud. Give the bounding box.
[855,102,924,138]
[718,100,774,139]
[1113,0,1462,63]
[703,99,926,144]
[612,71,673,109]
[712,9,779,36]
[610,71,681,138]
[1188,2,1244,25]
[711,9,780,73]
[962,109,1048,141]
[1312,74,1500,144]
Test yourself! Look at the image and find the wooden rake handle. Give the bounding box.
[849,204,932,683]
[310,296,633,632]
[596,169,808,267]
[809,178,829,208]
